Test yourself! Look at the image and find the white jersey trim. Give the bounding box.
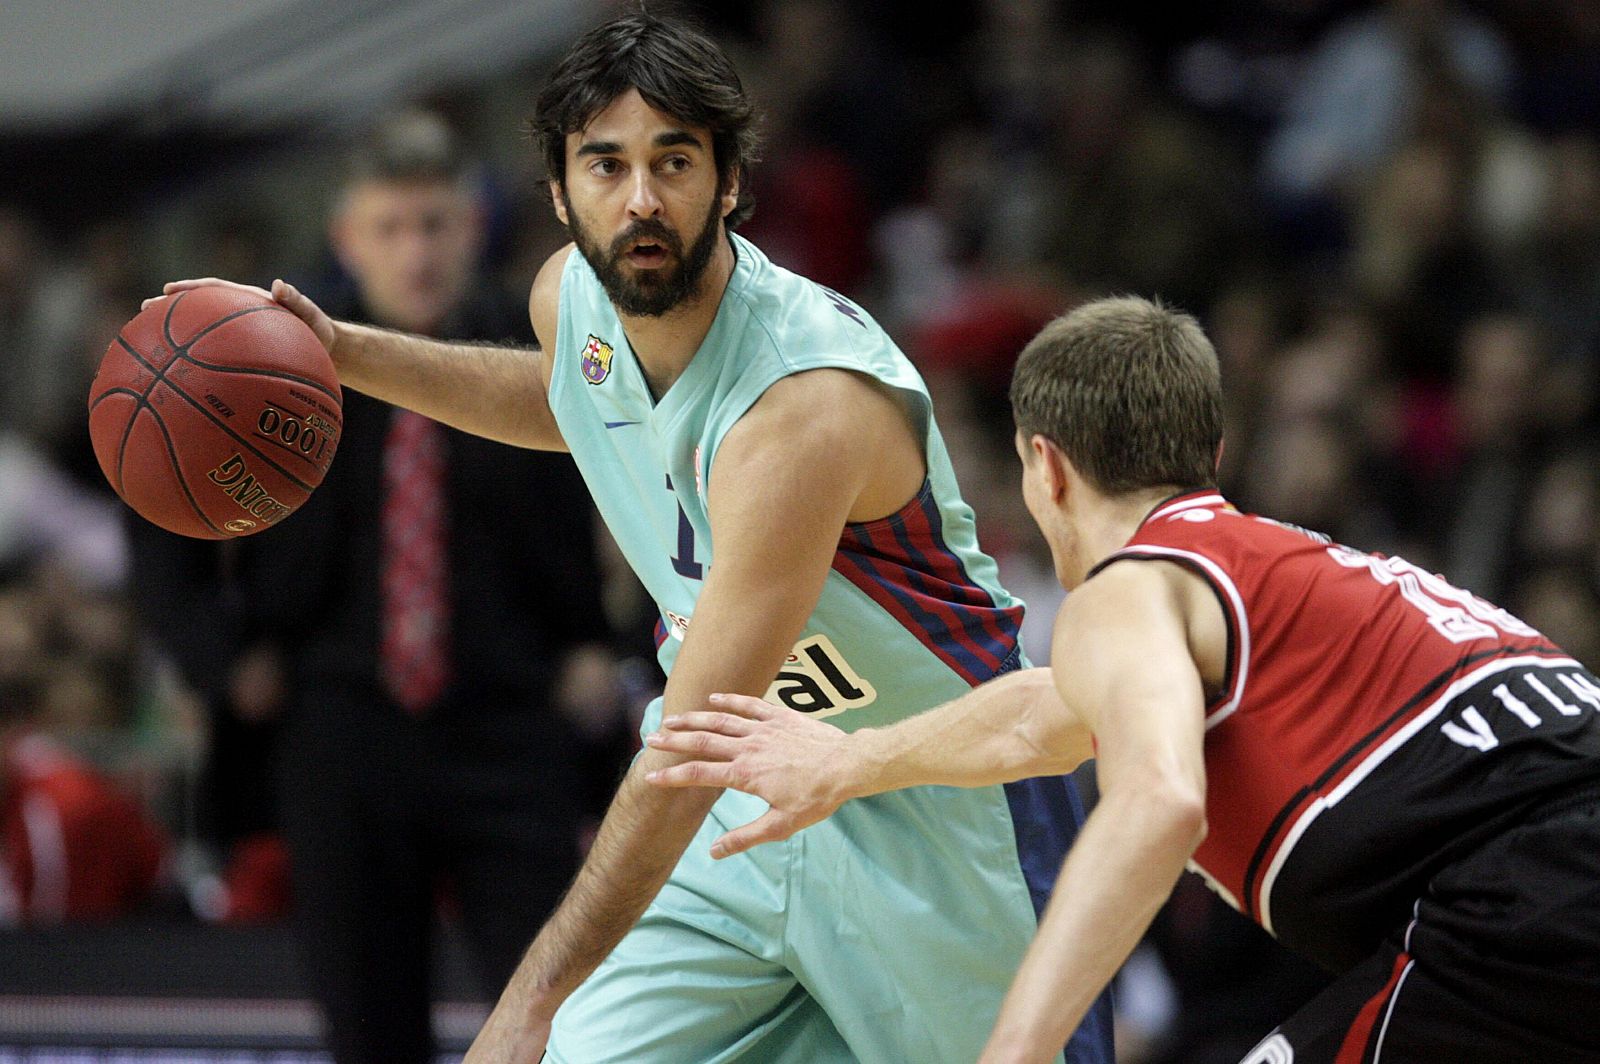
[1256,653,1583,934]
[1371,959,1416,1064]
[1104,542,1250,730]
[1148,494,1227,522]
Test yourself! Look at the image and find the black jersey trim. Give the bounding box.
[1240,641,1568,909]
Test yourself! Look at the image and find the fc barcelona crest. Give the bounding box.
[581,334,615,385]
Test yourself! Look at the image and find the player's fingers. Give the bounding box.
[271,278,312,308]
[705,693,778,720]
[145,278,272,311]
[166,278,274,298]
[710,809,794,859]
[270,279,337,352]
[645,727,743,761]
[658,710,756,736]
[644,760,735,790]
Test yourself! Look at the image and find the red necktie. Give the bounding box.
[380,409,450,714]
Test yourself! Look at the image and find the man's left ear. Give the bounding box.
[720,171,741,220]
[1214,437,1226,476]
[1030,434,1071,504]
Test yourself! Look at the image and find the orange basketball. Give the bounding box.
[87,287,343,539]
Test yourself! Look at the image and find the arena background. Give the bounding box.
[2,1,1597,1060]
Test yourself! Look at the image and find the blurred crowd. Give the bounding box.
[2,0,1598,1060]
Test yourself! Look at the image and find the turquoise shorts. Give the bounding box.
[546,733,1112,1063]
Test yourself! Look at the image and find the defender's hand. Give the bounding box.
[144,278,336,356]
[645,694,857,858]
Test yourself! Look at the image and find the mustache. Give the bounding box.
[609,219,683,258]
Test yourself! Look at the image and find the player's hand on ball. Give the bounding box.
[145,278,336,355]
[645,694,855,858]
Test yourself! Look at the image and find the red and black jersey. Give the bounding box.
[1089,491,1600,972]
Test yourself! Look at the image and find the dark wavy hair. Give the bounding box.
[530,12,760,229]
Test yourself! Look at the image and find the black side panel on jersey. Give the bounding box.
[1267,659,1600,971]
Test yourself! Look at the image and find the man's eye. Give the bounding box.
[661,156,690,173]
[591,159,620,176]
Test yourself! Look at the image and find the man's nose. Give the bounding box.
[626,172,663,219]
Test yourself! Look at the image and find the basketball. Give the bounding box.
[87,287,343,539]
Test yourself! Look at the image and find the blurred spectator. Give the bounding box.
[127,527,284,924]
[1234,302,1403,551]
[0,578,168,925]
[1260,0,1513,238]
[0,209,96,454]
[1,725,168,925]
[1349,137,1500,383]
[1437,313,1550,601]
[1020,31,1256,310]
[1513,566,1600,669]
[1518,448,1600,571]
[0,431,127,590]
[1507,133,1600,375]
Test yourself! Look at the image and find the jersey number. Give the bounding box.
[666,475,703,579]
[1327,548,1537,643]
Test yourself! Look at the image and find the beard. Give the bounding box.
[567,194,725,317]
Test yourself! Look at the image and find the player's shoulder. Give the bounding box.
[1070,549,1217,636]
[737,367,885,440]
[725,238,882,352]
[528,243,578,346]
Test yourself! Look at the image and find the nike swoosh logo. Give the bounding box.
[604,420,641,429]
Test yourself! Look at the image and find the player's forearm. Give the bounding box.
[847,668,1093,798]
[496,757,719,1016]
[981,778,1204,1063]
[329,320,563,449]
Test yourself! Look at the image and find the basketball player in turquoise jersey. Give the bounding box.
[152,13,1112,1064]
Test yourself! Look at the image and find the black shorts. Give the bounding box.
[1240,780,1600,1064]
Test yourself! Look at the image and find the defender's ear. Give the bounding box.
[1030,434,1072,505]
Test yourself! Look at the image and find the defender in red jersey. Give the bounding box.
[647,296,1600,1063]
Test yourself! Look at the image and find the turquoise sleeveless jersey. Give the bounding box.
[551,234,1021,729]
[544,234,1112,1064]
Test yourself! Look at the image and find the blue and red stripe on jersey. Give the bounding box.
[832,481,1022,687]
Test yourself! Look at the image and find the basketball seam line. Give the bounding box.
[115,334,317,495]
[106,334,185,498]
[89,386,146,496]
[106,327,192,497]
[178,355,342,405]
[140,402,229,537]
[165,294,340,404]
